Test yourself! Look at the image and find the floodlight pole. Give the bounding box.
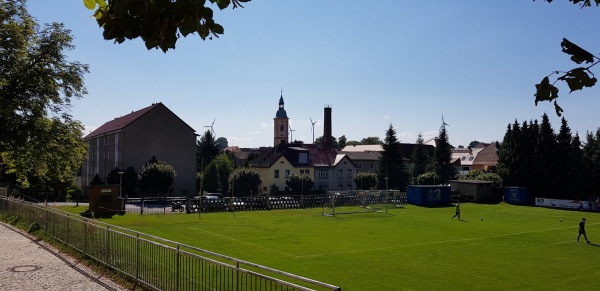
[385,177,389,214]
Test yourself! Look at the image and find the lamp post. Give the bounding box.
[385,176,389,214]
[118,171,124,198]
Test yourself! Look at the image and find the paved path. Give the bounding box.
[0,222,125,291]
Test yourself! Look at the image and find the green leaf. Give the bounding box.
[96,0,107,8]
[211,23,224,35]
[215,0,231,10]
[83,0,96,10]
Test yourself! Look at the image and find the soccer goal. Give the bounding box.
[321,190,406,217]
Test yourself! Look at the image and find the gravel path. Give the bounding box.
[0,222,126,291]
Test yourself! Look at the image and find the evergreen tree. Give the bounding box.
[434,125,455,184]
[197,130,220,172]
[338,135,347,150]
[497,123,515,186]
[556,118,573,197]
[569,133,586,199]
[378,124,408,190]
[106,167,122,185]
[534,113,557,197]
[583,129,600,198]
[89,174,104,185]
[411,133,429,183]
[122,166,137,197]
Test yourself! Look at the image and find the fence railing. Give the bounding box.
[122,192,407,215]
[0,196,341,291]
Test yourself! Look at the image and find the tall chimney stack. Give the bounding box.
[324,105,332,149]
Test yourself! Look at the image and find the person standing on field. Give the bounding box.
[578,218,590,244]
[452,202,461,220]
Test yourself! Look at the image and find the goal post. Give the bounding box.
[321,190,406,217]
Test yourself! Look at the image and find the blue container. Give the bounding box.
[407,185,451,206]
[503,187,531,205]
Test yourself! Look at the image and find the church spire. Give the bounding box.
[274,91,289,146]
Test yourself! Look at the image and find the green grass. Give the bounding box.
[96,203,600,290]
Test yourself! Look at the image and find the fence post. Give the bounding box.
[236,261,240,291]
[136,233,140,281]
[66,214,70,245]
[45,209,49,233]
[106,225,111,264]
[84,219,88,255]
[176,245,180,291]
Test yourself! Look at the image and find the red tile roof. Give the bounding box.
[84,103,161,139]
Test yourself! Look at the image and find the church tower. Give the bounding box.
[274,92,289,146]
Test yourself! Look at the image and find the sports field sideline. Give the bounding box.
[68,202,600,290]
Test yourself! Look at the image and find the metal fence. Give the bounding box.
[0,196,341,291]
[123,192,407,215]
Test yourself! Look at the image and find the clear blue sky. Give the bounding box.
[27,1,600,148]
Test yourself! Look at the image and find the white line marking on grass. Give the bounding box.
[187,226,297,257]
[296,224,599,258]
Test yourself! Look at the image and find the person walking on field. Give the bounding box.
[578,218,590,244]
[452,202,461,220]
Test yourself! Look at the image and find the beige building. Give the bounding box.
[82,103,197,196]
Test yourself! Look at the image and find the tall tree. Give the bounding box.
[361,137,383,145]
[434,125,455,184]
[555,117,573,197]
[411,133,430,183]
[0,0,89,187]
[378,124,408,190]
[197,130,220,172]
[229,167,262,197]
[122,166,138,197]
[106,167,122,185]
[137,159,176,197]
[201,161,221,193]
[583,129,600,198]
[1,117,87,189]
[315,136,338,149]
[534,113,557,197]
[338,135,347,150]
[353,172,377,190]
[285,174,315,194]
[215,137,229,151]
[210,153,234,194]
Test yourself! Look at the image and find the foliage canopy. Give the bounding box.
[84,0,250,52]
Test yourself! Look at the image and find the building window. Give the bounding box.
[347,169,352,178]
[285,170,290,178]
[357,162,362,169]
[319,170,328,178]
[347,184,352,190]
[369,163,374,169]
[338,169,343,178]
[305,170,310,176]
[274,170,279,178]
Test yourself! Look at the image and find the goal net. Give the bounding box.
[321,190,406,217]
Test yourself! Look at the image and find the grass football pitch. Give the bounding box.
[80,203,600,290]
